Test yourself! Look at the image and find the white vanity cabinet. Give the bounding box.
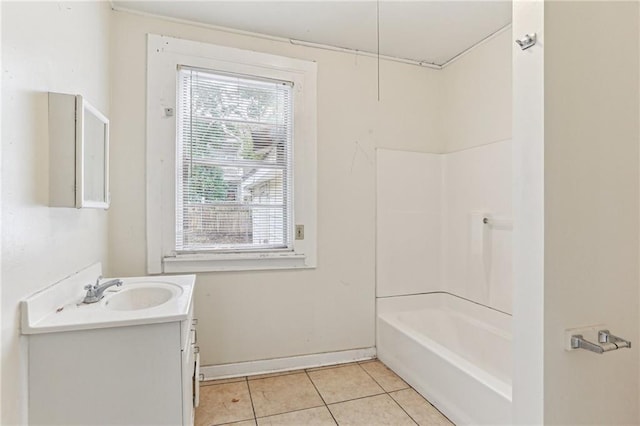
[28,305,199,425]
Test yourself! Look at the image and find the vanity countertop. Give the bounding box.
[21,263,196,334]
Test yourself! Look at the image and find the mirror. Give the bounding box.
[76,96,109,208]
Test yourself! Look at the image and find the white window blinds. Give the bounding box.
[176,66,294,253]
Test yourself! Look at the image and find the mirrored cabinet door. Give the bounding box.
[49,93,110,209]
[76,97,109,208]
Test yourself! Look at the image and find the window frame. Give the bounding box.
[146,34,317,273]
[175,66,294,254]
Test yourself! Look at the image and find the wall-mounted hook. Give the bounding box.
[515,33,537,51]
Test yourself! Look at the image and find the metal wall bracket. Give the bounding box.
[515,33,537,51]
[570,329,631,354]
[598,329,631,349]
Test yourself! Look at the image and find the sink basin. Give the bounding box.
[103,282,183,311]
[21,265,196,334]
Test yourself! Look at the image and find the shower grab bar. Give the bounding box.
[571,330,631,354]
[481,216,513,230]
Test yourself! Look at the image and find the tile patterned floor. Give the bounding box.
[196,360,454,426]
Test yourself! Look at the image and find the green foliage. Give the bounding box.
[186,164,228,203]
[181,71,287,204]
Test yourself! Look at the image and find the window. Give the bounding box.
[176,67,293,253]
[147,35,317,273]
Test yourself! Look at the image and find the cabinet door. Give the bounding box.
[29,323,183,425]
[49,92,110,209]
[76,96,110,208]
[182,316,198,425]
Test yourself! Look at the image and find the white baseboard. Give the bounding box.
[200,347,377,380]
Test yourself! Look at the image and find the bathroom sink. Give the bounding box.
[21,265,196,334]
[103,282,183,311]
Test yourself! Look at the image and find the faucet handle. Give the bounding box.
[95,275,103,285]
[84,284,95,291]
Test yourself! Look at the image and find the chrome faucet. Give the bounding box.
[83,276,123,304]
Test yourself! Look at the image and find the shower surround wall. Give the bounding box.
[444,141,512,313]
[377,28,512,310]
[377,140,512,313]
[376,151,443,298]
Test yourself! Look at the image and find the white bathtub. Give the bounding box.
[377,293,512,425]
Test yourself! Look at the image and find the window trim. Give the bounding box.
[146,34,317,273]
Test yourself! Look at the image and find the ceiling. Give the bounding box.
[112,1,512,66]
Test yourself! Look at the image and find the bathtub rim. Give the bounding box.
[376,292,513,401]
[377,291,511,317]
[378,312,512,401]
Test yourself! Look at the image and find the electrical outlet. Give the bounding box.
[295,225,304,240]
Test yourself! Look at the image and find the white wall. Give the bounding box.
[1,2,111,424]
[440,29,512,153]
[543,2,639,423]
[109,10,442,367]
[0,2,4,420]
[512,3,544,422]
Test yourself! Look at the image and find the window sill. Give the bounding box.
[162,252,315,273]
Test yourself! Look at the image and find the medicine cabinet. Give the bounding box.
[49,92,110,209]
